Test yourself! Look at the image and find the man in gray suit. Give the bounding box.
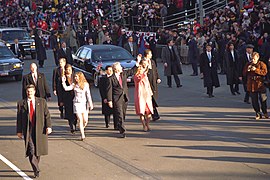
[17,84,52,178]
[161,39,183,88]
[124,36,138,57]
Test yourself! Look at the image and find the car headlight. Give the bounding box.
[13,63,22,69]
[6,43,11,47]
[31,42,35,48]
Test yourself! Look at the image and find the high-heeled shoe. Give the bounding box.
[80,135,85,141]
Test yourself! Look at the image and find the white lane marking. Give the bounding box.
[0,154,32,180]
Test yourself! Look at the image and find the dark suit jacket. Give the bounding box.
[22,72,51,99]
[99,75,113,115]
[124,42,138,57]
[10,44,25,57]
[107,67,136,104]
[57,48,73,65]
[17,97,52,157]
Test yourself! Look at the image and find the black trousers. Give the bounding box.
[250,92,267,114]
[114,98,127,134]
[167,75,180,87]
[53,50,58,66]
[230,84,239,93]
[243,83,250,101]
[207,86,213,95]
[104,114,116,128]
[38,60,44,67]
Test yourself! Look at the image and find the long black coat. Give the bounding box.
[22,72,51,99]
[225,50,240,85]
[34,34,47,61]
[57,47,73,65]
[146,59,160,99]
[52,67,65,105]
[161,45,182,76]
[17,97,52,157]
[187,39,199,63]
[99,75,113,115]
[200,51,220,88]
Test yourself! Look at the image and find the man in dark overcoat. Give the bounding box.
[34,29,47,68]
[239,44,254,104]
[17,84,52,178]
[50,30,59,66]
[225,42,241,95]
[161,39,183,88]
[200,43,220,98]
[22,63,51,100]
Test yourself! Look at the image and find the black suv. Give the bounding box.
[0,28,36,59]
[72,45,136,87]
[0,42,23,81]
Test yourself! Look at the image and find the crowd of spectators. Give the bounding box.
[0,0,269,63]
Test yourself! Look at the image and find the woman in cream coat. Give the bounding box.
[62,72,93,140]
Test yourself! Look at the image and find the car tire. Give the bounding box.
[94,72,99,88]
[15,74,22,81]
[31,52,36,59]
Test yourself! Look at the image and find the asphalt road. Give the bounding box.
[0,50,270,180]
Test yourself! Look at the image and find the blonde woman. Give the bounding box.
[62,72,93,140]
[134,65,154,131]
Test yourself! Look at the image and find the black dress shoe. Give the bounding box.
[121,133,126,138]
[244,100,251,104]
[236,91,241,95]
[177,85,183,88]
[106,124,110,128]
[152,116,160,121]
[231,92,236,95]
[34,171,39,178]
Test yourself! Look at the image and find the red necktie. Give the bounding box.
[30,100,35,126]
[119,75,123,88]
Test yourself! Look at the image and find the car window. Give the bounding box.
[79,49,89,59]
[92,49,133,61]
[1,30,30,41]
[85,50,91,60]
[0,46,14,58]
